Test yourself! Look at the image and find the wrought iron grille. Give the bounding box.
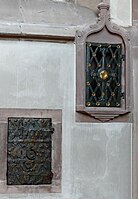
[7,118,54,185]
[86,42,123,107]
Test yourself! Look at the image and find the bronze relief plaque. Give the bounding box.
[7,118,54,185]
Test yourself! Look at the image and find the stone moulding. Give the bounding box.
[76,2,131,122]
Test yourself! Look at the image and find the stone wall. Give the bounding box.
[0,0,133,199]
[0,39,132,199]
[110,0,132,27]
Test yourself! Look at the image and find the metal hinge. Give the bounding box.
[121,54,125,61]
[121,92,125,99]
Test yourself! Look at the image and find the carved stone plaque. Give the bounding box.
[7,118,54,185]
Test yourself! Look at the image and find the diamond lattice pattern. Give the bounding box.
[86,43,122,107]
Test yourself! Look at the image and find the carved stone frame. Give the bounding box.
[76,2,131,122]
[0,108,62,194]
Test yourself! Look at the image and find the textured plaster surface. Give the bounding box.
[0,0,96,37]
[0,41,132,199]
[77,0,100,12]
[110,0,132,27]
[0,0,132,38]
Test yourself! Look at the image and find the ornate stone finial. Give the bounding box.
[97,2,110,23]
[97,2,110,12]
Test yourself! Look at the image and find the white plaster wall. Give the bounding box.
[0,0,132,38]
[110,0,132,27]
[0,41,132,199]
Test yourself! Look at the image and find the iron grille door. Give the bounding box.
[7,118,54,185]
[86,43,122,107]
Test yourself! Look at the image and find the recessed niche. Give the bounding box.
[0,109,62,194]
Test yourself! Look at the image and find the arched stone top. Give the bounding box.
[76,2,131,122]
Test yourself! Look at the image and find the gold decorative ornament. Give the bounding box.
[96,102,100,106]
[92,93,96,96]
[112,73,115,77]
[93,53,96,57]
[87,82,90,86]
[113,54,116,58]
[106,102,110,106]
[86,102,91,106]
[111,92,115,96]
[97,83,101,87]
[100,70,109,80]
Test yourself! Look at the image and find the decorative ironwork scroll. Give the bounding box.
[7,118,54,185]
[86,43,123,107]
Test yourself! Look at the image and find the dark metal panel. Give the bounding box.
[86,43,122,107]
[7,118,54,185]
